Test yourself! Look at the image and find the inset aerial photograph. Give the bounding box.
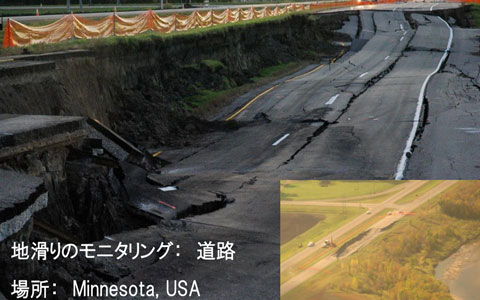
[281,180,480,300]
[1,0,480,298]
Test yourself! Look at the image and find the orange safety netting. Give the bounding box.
[2,5,302,48]
[4,0,465,48]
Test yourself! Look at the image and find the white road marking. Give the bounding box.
[400,24,404,31]
[159,186,178,192]
[395,17,453,180]
[400,36,404,42]
[272,133,290,146]
[384,55,390,60]
[359,72,368,78]
[457,127,480,134]
[430,3,439,11]
[325,94,339,105]
[403,31,407,36]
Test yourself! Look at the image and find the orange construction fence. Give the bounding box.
[3,5,309,48]
[3,0,454,49]
[3,4,302,48]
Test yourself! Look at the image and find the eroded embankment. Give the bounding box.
[0,13,349,148]
[0,14,352,298]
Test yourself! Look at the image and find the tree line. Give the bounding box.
[438,181,480,219]
[322,181,480,300]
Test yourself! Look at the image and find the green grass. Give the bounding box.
[281,207,391,285]
[281,180,402,201]
[280,205,367,263]
[395,180,443,205]
[250,62,297,82]
[284,181,480,300]
[348,191,397,204]
[182,60,306,115]
[472,4,480,28]
[183,89,229,111]
[200,59,225,72]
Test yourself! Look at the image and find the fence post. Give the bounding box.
[2,18,11,48]
[173,13,177,32]
[70,12,75,40]
[148,10,154,34]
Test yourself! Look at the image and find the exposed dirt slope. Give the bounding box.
[0,13,348,148]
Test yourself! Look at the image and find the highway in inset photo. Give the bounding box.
[280,180,480,299]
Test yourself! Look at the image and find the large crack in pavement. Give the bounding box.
[405,35,451,170]
[281,121,331,166]
[280,25,414,166]
[444,63,480,91]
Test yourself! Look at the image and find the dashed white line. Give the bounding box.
[325,94,340,105]
[400,24,404,31]
[394,17,453,180]
[272,134,290,146]
[359,72,369,78]
[400,36,404,42]
[457,127,480,134]
[384,55,390,60]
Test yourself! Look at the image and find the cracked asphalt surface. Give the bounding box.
[406,25,480,179]
[104,3,478,299]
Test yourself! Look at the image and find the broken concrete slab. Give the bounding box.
[86,123,130,162]
[86,119,162,170]
[336,15,358,39]
[0,60,56,78]
[87,118,143,158]
[123,162,229,220]
[0,114,87,161]
[146,173,190,187]
[0,169,47,242]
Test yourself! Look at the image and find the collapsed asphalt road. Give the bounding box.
[162,6,471,180]
[405,21,480,179]
[100,3,480,299]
